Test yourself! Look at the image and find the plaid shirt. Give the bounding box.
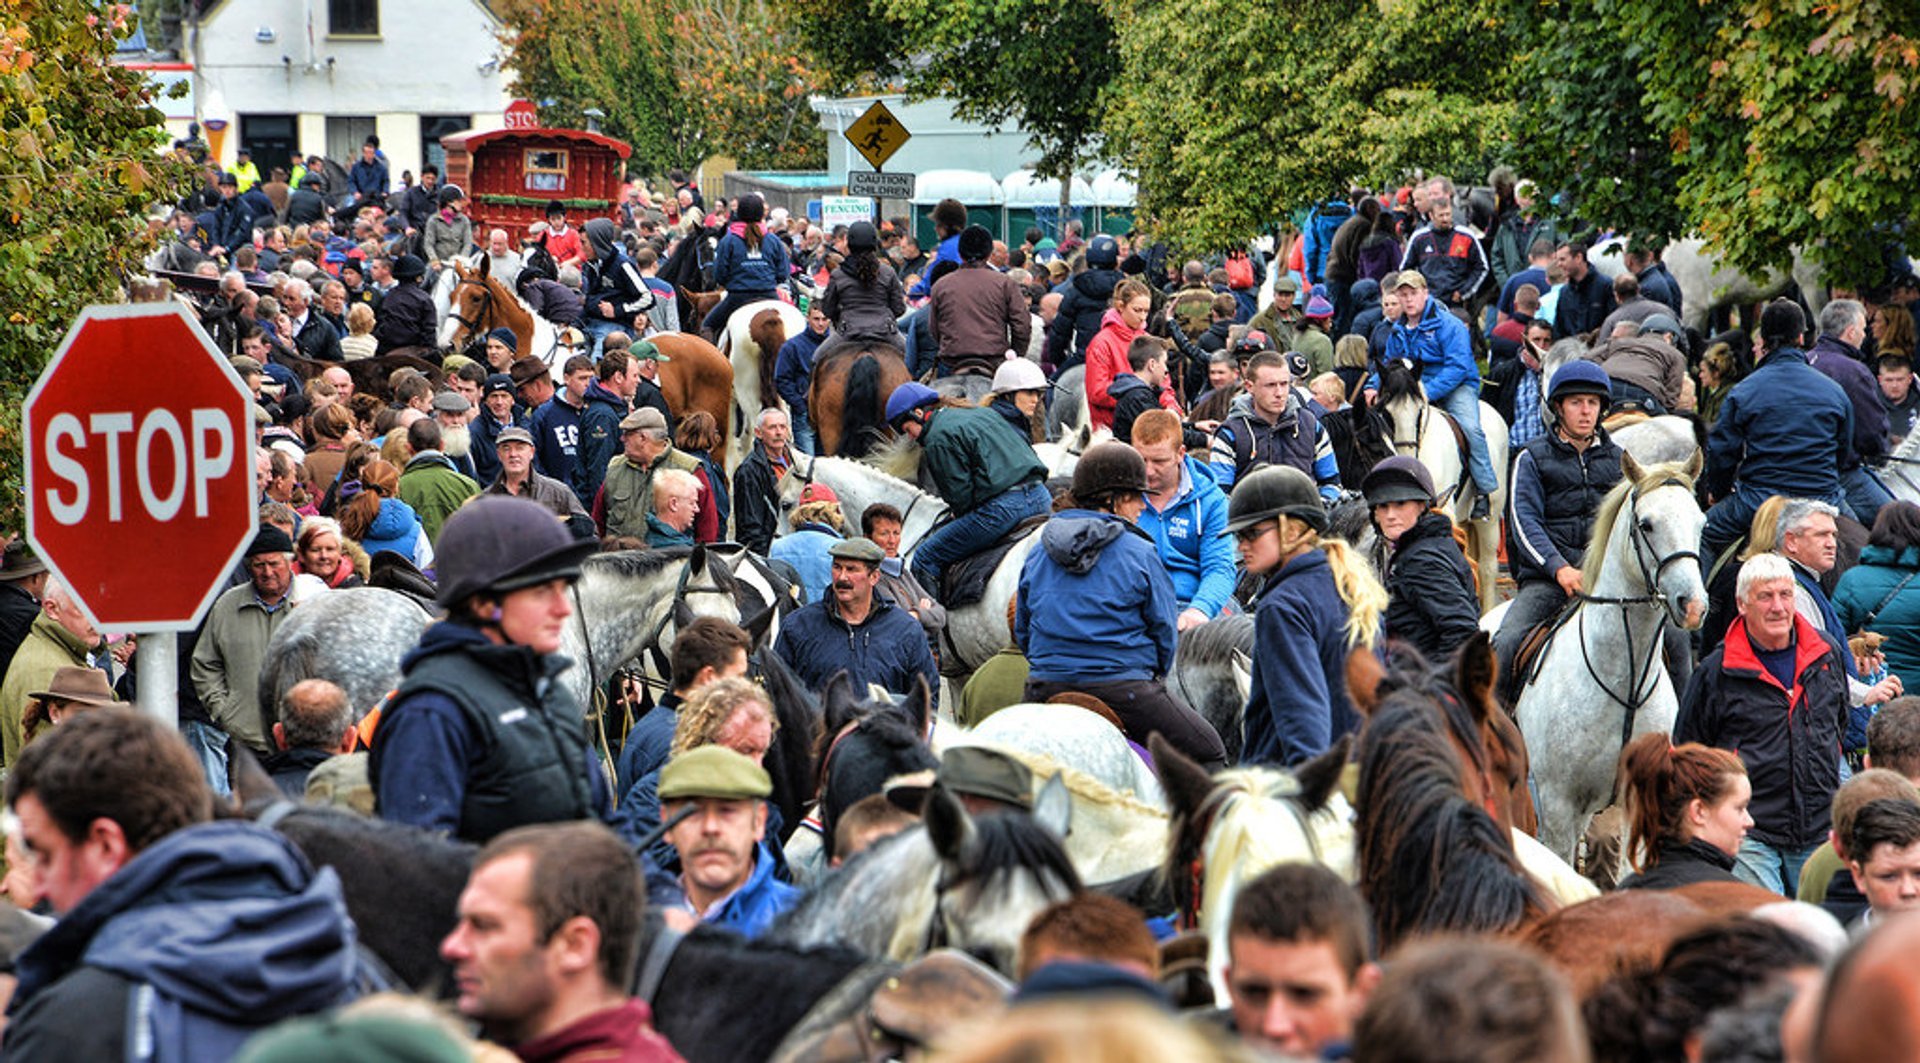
[1510,367,1545,449]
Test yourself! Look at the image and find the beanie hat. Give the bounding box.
[486,327,519,353]
[958,224,994,263]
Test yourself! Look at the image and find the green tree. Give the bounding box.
[495,0,825,173]
[0,0,194,531]
[1102,0,1512,250]
[790,0,1118,189]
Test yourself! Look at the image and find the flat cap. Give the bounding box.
[620,406,668,433]
[495,425,535,448]
[430,390,471,414]
[828,537,885,563]
[940,745,1033,809]
[1273,274,1300,293]
[658,745,772,801]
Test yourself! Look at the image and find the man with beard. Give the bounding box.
[396,417,480,545]
[773,538,938,707]
[431,389,480,481]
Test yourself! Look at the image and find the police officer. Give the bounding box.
[1018,442,1228,770]
[1363,456,1480,660]
[1228,465,1386,766]
[1494,361,1624,687]
[372,496,610,842]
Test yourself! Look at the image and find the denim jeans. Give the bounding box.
[1733,835,1823,897]
[1703,483,1848,562]
[1432,384,1500,496]
[180,720,232,798]
[1844,464,1894,528]
[701,290,775,335]
[790,408,817,455]
[580,317,626,361]
[911,481,1051,594]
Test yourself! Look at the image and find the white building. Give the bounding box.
[185,0,511,187]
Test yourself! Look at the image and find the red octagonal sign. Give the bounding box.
[25,303,257,631]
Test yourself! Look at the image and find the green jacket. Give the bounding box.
[921,405,1046,515]
[1294,328,1334,379]
[190,583,292,754]
[397,451,480,545]
[0,614,96,768]
[601,447,700,540]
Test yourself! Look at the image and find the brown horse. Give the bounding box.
[681,286,725,340]
[649,333,735,462]
[270,347,444,400]
[442,258,535,356]
[808,346,913,459]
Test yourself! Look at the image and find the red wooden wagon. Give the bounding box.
[439,123,632,246]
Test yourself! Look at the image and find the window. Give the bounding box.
[420,115,471,175]
[329,0,378,36]
[524,148,570,193]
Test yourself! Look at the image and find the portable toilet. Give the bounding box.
[1001,170,1096,246]
[1091,170,1138,237]
[909,169,1005,249]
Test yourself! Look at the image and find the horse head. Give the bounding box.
[1603,451,1709,630]
[441,257,491,350]
[1376,357,1424,430]
[923,780,1082,974]
[815,672,938,860]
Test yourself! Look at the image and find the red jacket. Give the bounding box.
[1084,308,1144,431]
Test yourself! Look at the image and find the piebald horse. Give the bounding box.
[1377,356,1510,611]
[720,299,805,470]
[1515,453,1709,866]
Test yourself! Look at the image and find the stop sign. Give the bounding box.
[25,302,257,631]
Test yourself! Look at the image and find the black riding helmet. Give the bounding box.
[1221,465,1327,535]
[1071,442,1149,505]
[433,496,598,609]
[1361,456,1436,507]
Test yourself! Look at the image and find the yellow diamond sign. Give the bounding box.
[846,100,911,171]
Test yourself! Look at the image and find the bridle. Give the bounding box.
[446,273,494,341]
[1176,779,1322,931]
[1570,476,1701,742]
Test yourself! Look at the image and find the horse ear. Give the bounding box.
[1683,448,1703,481]
[673,598,696,630]
[1151,733,1215,822]
[477,252,491,280]
[1620,449,1645,484]
[925,780,978,866]
[904,675,933,743]
[227,743,282,816]
[822,671,860,736]
[1294,734,1352,813]
[741,601,776,652]
[1033,774,1072,839]
[1346,646,1387,717]
[1452,631,1497,721]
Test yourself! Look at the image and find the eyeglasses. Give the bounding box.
[1233,522,1277,543]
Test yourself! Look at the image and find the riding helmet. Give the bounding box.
[1361,456,1436,506]
[392,254,427,281]
[1221,465,1328,535]
[437,184,465,207]
[1086,235,1120,270]
[433,496,598,609]
[886,382,941,428]
[846,221,879,254]
[990,358,1049,396]
[1070,442,1149,503]
[1231,329,1274,356]
[1546,361,1612,408]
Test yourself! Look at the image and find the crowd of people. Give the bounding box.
[8,143,1920,1062]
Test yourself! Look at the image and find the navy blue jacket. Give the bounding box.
[1636,263,1683,315]
[1016,511,1178,683]
[1806,333,1889,464]
[5,821,363,1062]
[776,326,828,421]
[713,223,790,294]
[1705,347,1854,501]
[469,410,525,487]
[775,594,939,708]
[528,395,583,486]
[1243,551,1373,766]
[1506,429,1624,585]
[571,380,630,505]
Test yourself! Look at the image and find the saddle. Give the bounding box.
[1603,409,1652,432]
[1504,596,1583,702]
[770,950,1012,1063]
[939,515,1049,608]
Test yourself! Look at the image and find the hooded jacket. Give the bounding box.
[1137,455,1237,618]
[713,221,790,294]
[581,219,654,326]
[355,496,430,567]
[397,450,480,545]
[1372,293,1478,399]
[1084,308,1144,431]
[1108,372,1178,445]
[1048,267,1121,368]
[1303,199,1355,284]
[1346,279,1384,339]
[5,821,363,1062]
[571,379,631,505]
[1016,511,1178,683]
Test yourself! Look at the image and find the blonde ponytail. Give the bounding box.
[1278,516,1388,649]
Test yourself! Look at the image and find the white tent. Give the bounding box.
[1090,169,1137,207]
[909,168,1006,206]
[999,169,1096,207]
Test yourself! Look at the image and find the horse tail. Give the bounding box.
[750,309,787,410]
[843,352,884,459]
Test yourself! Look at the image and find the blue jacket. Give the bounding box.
[6,821,362,1062]
[571,380,630,505]
[1705,347,1853,501]
[470,410,526,488]
[775,594,939,707]
[1137,456,1237,617]
[614,694,680,798]
[1372,294,1478,399]
[776,326,828,420]
[1243,551,1372,766]
[1016,511,1178,682]
[908,234,962,299]
[682,842,800,939]
[528,395,583,486]
[1806,333,1890,464]
[358,497,427,564]
[769,522,841,604]
[714,224,790,294]
[1303,200,1353,284]
[349,155,388,197]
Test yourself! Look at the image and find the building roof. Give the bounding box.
[440,126,632,159]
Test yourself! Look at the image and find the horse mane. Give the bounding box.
[754,647,822,836]
[1172,613,1255,670]
[863,435,923,481]
[582,547,692,580]
[967,811,1083,893]
[750,308,786,411]
[1377,356,1422,410]
[818,706,937,851]
[1580,459,1698,591]
[965,742,1165,819]
[1354,695,1546,954]
[1162,767,1316,921]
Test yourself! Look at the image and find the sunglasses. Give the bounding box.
[1233,522,1277,543]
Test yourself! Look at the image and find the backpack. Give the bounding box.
[1224,249,1255,291]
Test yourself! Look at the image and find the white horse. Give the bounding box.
[1376,358,1510,611]
[1877,430,1920,507]
[1589,236,1826,334]
[1536,339,1700,467]
[776,453,1035,676]
[1032,421,1108,481]
[1516,453,1709,864]
[719,299,805,471]
[944,704,1170,886]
